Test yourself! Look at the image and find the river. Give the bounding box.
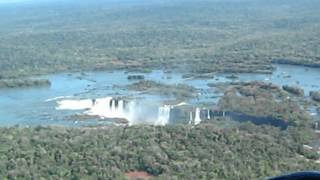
[0,64,319,127]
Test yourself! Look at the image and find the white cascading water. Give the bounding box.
[88,97,128,119]
[111,99,116,114]
[56,97,182,126]
[126,101,137,126]
[156,105,171,126]
[118,100,124,115]
[56,99,92,110]
[45,96,73,102]
[189,112,193,125]
[56,97,129,120]
[194,108,202,125]
[207,109,211,119]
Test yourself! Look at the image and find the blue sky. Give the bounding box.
[0,0,34,3]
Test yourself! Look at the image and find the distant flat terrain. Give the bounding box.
[0,0,319,77]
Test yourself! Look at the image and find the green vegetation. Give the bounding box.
[310,91,320,102]
[127,80,197,99]
[0,0,320,179]
[282,85,304,97]
[0,0,320,80]
[218,82,311,127]
[0,79,51,88]
[127,75,145,81]
[0,121,319,179]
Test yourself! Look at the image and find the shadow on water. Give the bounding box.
[227,112,289,130]
[0,64,319,127]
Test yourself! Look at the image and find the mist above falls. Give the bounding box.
[56,96,203,126]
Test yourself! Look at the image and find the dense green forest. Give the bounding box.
[218,82,312,127]
[0,0,320,179]
[0,120,319,179]
[0,0,320,80]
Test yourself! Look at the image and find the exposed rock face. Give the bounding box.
[226,74,238,79]
[310,91,320,102]
[282,85,304,96]
[127,75,145,80]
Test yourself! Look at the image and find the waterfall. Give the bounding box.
[189,112,193,125]
[118,100,124,115]
[126,101,136,126]
[156,105,171,126]
[57,97,179,126]
[56,99,92,110]
[194,108,202,125]
[111,99,116,114]
[79,97,129,120]
[115,99,119,108]
[109,98,113,109]
[207,109,210,119]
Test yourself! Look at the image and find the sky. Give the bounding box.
[0,0,67,6]
[0,0,141,4]
[0,0,36,4]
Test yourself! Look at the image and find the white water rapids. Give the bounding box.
[57,97,132,120]
[56,96,205,126]
[156,105,171,126]
[56,97,178,126]
[194,108,202,125]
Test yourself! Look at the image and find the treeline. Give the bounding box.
[0,120,319,179]
[0,79,51,89]
[0,0,320,79]
[218,82,312,127]
[126,80,197,99]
